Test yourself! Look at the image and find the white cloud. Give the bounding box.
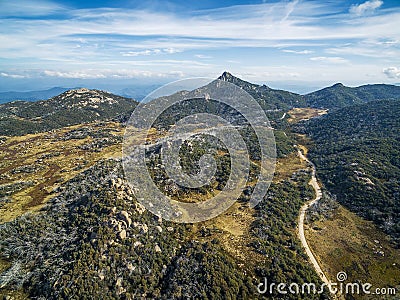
[310,56,349,64]
[281,0,299,22]
[195,54,212,59]
[122,49,161,57]
[383,67,400,79]
[0,72,25,79]
[327,45,399,58]
[121,48,181,57]
[350,0,383,16]
[0,0,64,17]
[42,69,187,79]
[163,48,182,54]
[0,1,399,84]
[326,38,400,59]
[282,49,314,54]
[43,70,107,79]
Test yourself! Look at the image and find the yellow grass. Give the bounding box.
[288,107,327,124]
[273,151,307,182]
[306,205,400,299]
[0,122,124,223]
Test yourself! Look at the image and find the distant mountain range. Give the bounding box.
[0,87,74,104]
[0,85,161,104]
[2,73,400,111]
[1,72,400,137]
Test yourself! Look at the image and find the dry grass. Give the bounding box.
[273,151,307,182]
[288,108,327,124]
[192,201,266,274]
[0,122,124,223]
[306,205,400,298]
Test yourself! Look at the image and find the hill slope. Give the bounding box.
[305,83,400,110]
[0,88,137,136]
[303,99,400,244]
[219,72,307,110]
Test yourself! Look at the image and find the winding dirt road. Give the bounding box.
[297,148,331,287]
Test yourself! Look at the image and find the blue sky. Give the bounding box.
[1,0,400,93]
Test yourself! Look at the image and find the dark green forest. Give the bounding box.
[299,99,400,245]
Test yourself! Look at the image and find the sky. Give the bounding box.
[1,0,400,94]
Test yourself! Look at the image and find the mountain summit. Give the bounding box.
[218,71,306,110]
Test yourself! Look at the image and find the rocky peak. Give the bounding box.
[52,88,121,108]
[217,71,257,88]
[331,83,345,88]
[219,71,234,81]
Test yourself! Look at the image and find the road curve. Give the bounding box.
[297,148,332,288]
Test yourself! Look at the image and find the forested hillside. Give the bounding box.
[302,99,400,245]
[305,83,400,110]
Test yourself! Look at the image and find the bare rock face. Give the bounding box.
[133,241,142,248]
[155,226,163,233]
[98,270,105,281]
[139,223,148,234]
[116,277,126,295]
[126,262,135,272]
[118,229,127,240]
[135,202,146,215]
[155,244,162,253]
[118,211,132,227]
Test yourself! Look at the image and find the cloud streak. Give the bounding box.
[350,0,383,16]
[0,72,26,79]
[282,49,314,54]
[310,56,349,64]
[0,0,400,85]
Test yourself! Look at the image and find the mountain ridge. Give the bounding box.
[0,87,77,104]
[305,82,400,109]
[0,88,137,136]
[2,72,400,137]
[218,71,307,110]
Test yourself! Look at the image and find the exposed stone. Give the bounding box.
[135,202,146,215]
[116,277,126,295]
[98,271,105,281]
[155,226,163,233]
[155,244,162,253]
[118,211,132,227]
[127,262,135,271]
[118,229,127,240]
[140,224,148,234]
[133,241,142,248]
[119,220,127,229]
